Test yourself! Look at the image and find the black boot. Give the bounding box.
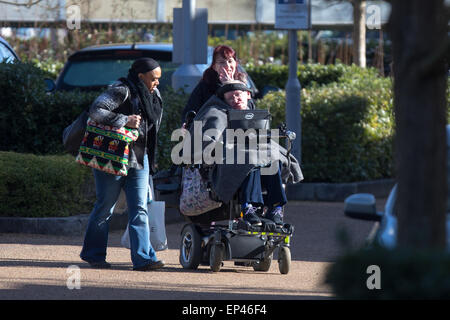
[266,206,284,225]
[242,204,262,226]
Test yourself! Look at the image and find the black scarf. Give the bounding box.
[126,72,162,126]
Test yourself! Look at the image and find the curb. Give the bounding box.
[0,214,90,236]
[0,207,185,236]
[286,179,395,202]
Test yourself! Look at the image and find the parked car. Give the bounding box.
[344,124,450,249]
[45,42,259,96]
[0,36,19,63]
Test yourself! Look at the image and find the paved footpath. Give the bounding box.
[0,200,384,301]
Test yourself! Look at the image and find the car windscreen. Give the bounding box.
[59,52,253,93]
[62,59,135,87]
[61,58,182,90]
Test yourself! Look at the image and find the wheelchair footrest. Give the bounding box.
[236,219,294,235]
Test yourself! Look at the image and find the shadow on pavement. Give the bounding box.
[0,282,331,300]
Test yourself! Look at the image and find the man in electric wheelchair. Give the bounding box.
[175,80,302,273]
[181,80,303,232]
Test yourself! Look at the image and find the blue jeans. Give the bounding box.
[239,166,287,208]
[80,155,157,269]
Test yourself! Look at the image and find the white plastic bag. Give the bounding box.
[148,200,168,251]
[120,177,168,251]
[120,201,167,251]
[120,223,131,249]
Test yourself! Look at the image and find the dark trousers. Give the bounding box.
[239,166,287,208]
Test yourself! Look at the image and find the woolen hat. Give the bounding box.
[130,58,160,74]
[216,80,251,99]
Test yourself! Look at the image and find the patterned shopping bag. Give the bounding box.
[76,118,139,176]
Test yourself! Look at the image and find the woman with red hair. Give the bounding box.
[181,45,254,122]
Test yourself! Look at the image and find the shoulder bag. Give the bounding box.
[179,167,222,216]
[62,109,89,156]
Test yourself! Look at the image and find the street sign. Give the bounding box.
[275,0,311,30]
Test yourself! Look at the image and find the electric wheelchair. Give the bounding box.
[175,109,297,274]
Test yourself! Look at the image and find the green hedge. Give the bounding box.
[157,87,189,170]
[0,61,99,155]
[245,62,347,90]
[325,246,450,299]
[0,152,95,217]
[256,66,395,182]
[30,57,64,79]
[0,62,99,217]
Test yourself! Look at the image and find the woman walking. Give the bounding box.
[80,58,165,271]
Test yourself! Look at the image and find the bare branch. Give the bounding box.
[0,0,44,8]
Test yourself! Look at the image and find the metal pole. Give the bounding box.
[156,0,165,22]
[182,0,195,64]
[172,0,203,93]
[285,30,302,164]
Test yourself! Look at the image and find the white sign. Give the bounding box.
[275,0,311,30]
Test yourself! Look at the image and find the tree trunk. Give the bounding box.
[352,0,366,67]
[308,29,312,63]
[389,0,448,249]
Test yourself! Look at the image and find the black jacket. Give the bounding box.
[181,79,255,124]
[184,95,303,202]
[88,80,163,174]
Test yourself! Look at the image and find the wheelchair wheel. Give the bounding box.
[253,253,273,272]
[278,246,291,275]
[179,224,202,269]
[209,243,224,272]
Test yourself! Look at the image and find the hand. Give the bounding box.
[218,68,234,83]
[180,125,188,138]
[126,114,141,128]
